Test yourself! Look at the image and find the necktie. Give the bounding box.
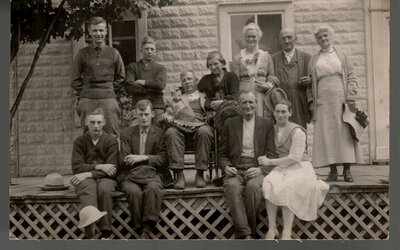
[140,130,147,155]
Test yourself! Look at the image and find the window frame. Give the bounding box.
[218,1,294,68]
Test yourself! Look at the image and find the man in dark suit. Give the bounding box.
[117,99,172,239]
[218,90,276,239]
[271,28,312,128]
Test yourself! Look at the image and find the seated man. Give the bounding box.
[218,90,276,239]
[117,99,172,239]
[70,108,118,239]
[164,70,214,189]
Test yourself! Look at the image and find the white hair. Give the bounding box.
[314,25,334,38]
[242,23,263,39]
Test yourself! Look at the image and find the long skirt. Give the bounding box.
[312,74,362,167]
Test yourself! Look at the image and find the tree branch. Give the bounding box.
[10,0,67,128]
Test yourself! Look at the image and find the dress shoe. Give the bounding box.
[325,171,338,182]
[195,171,206,188]
[343,170,354,182]
[174,171,186,189]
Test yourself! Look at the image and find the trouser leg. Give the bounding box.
[244,175,264,235]
[223,175,251,238]
[194,125,213,170]
[165,127,185,170]
[97,178,117,232]
[120,180,143,230]
[142,176,164,224]
[98,98,121,138]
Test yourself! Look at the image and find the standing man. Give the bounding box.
[70,108,118,239]
[117,99,172,239]
[218,90,276,239]
[271,28,312,128]
[124,37,167,127]
[164,70,214,189]
[71,16,125,138]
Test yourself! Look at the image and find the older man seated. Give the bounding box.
[164,70,214,189]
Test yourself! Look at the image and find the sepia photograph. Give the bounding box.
[8,0,389,241]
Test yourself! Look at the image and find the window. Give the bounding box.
[218,1,294,68]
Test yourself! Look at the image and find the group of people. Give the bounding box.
[69,16,361,240]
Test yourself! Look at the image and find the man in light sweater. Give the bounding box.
[71,16,125,138]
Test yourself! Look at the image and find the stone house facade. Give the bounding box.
[9,0,389,177]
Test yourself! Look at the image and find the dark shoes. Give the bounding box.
[343,170,354,182]
[195,170,206,188]
[325,170,338,182]
[174,171,186,189]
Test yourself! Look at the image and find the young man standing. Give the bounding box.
[117,99,172,239]
[124,37,167,127]
[71,16,125,138]
[70,108,118,239]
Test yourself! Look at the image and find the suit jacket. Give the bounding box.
[272,49,311,84]
[218,115,277,174]
[117,125,172,185]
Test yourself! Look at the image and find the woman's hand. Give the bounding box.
[210,100,223,110]
[258,156,271,166]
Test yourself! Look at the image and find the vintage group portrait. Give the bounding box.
[8,0,390,241]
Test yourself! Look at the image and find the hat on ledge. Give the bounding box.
[78,205,107,229]
[39,173,70,191]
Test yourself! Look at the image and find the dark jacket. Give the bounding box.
[218,115,277,174]
[117,125,173,185]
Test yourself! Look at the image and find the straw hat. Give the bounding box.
[78,205,107,229]
[39,173,70,191]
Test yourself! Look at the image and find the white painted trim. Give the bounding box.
[136,11,148,60]
[218,1,293,69]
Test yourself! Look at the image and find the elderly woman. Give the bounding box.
[308,26,362,182]
[198,51,240,110]
[259,100,329,240]
[231,23,278,117]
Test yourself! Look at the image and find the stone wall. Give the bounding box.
[11,0,371,176]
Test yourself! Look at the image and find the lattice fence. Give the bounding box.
[10,191,389,240]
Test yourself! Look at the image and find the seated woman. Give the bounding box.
[258,100,329,240]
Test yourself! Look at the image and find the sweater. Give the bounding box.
[71,44,125,99]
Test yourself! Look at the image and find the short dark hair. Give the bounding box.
[85,108,105,121]
[141,36,156,48]
[275,99,293,112]
[87,16,107,27]
[206,51,226,68]
[136,99,153,111]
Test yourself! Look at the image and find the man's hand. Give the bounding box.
[258,156,270,166]
[210,100,224,110]
[95,164,117,177]
[134,80,146,86]
[245,167,262,180]
[70,172,92,186]
[267,75,280,85]
[255,80,274,93]
[299,76,311,86]
[124,155,147,166]
[224,166,238,177]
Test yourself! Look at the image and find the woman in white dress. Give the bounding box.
[259,100,329,240]
[231,22,278,117]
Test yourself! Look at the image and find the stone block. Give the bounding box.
[198,5,217,15]
[161,29,181,39]
[172,40,191,50]
[198,16,218,26]
[157,41,173,50]
[192,61,207,71]
[179,6,199,16]
[173,61,192,72]
[163,51,182,61]
[188,17,200,27]
[160,7,180,17]
[198,27,218,37]
[148,30,163,39]
[148,8,162,18]
[180,28,199,38]
[149,18,171,29]
[162,62,174,72]
[170,17,191,28]
[181,50,199,60]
